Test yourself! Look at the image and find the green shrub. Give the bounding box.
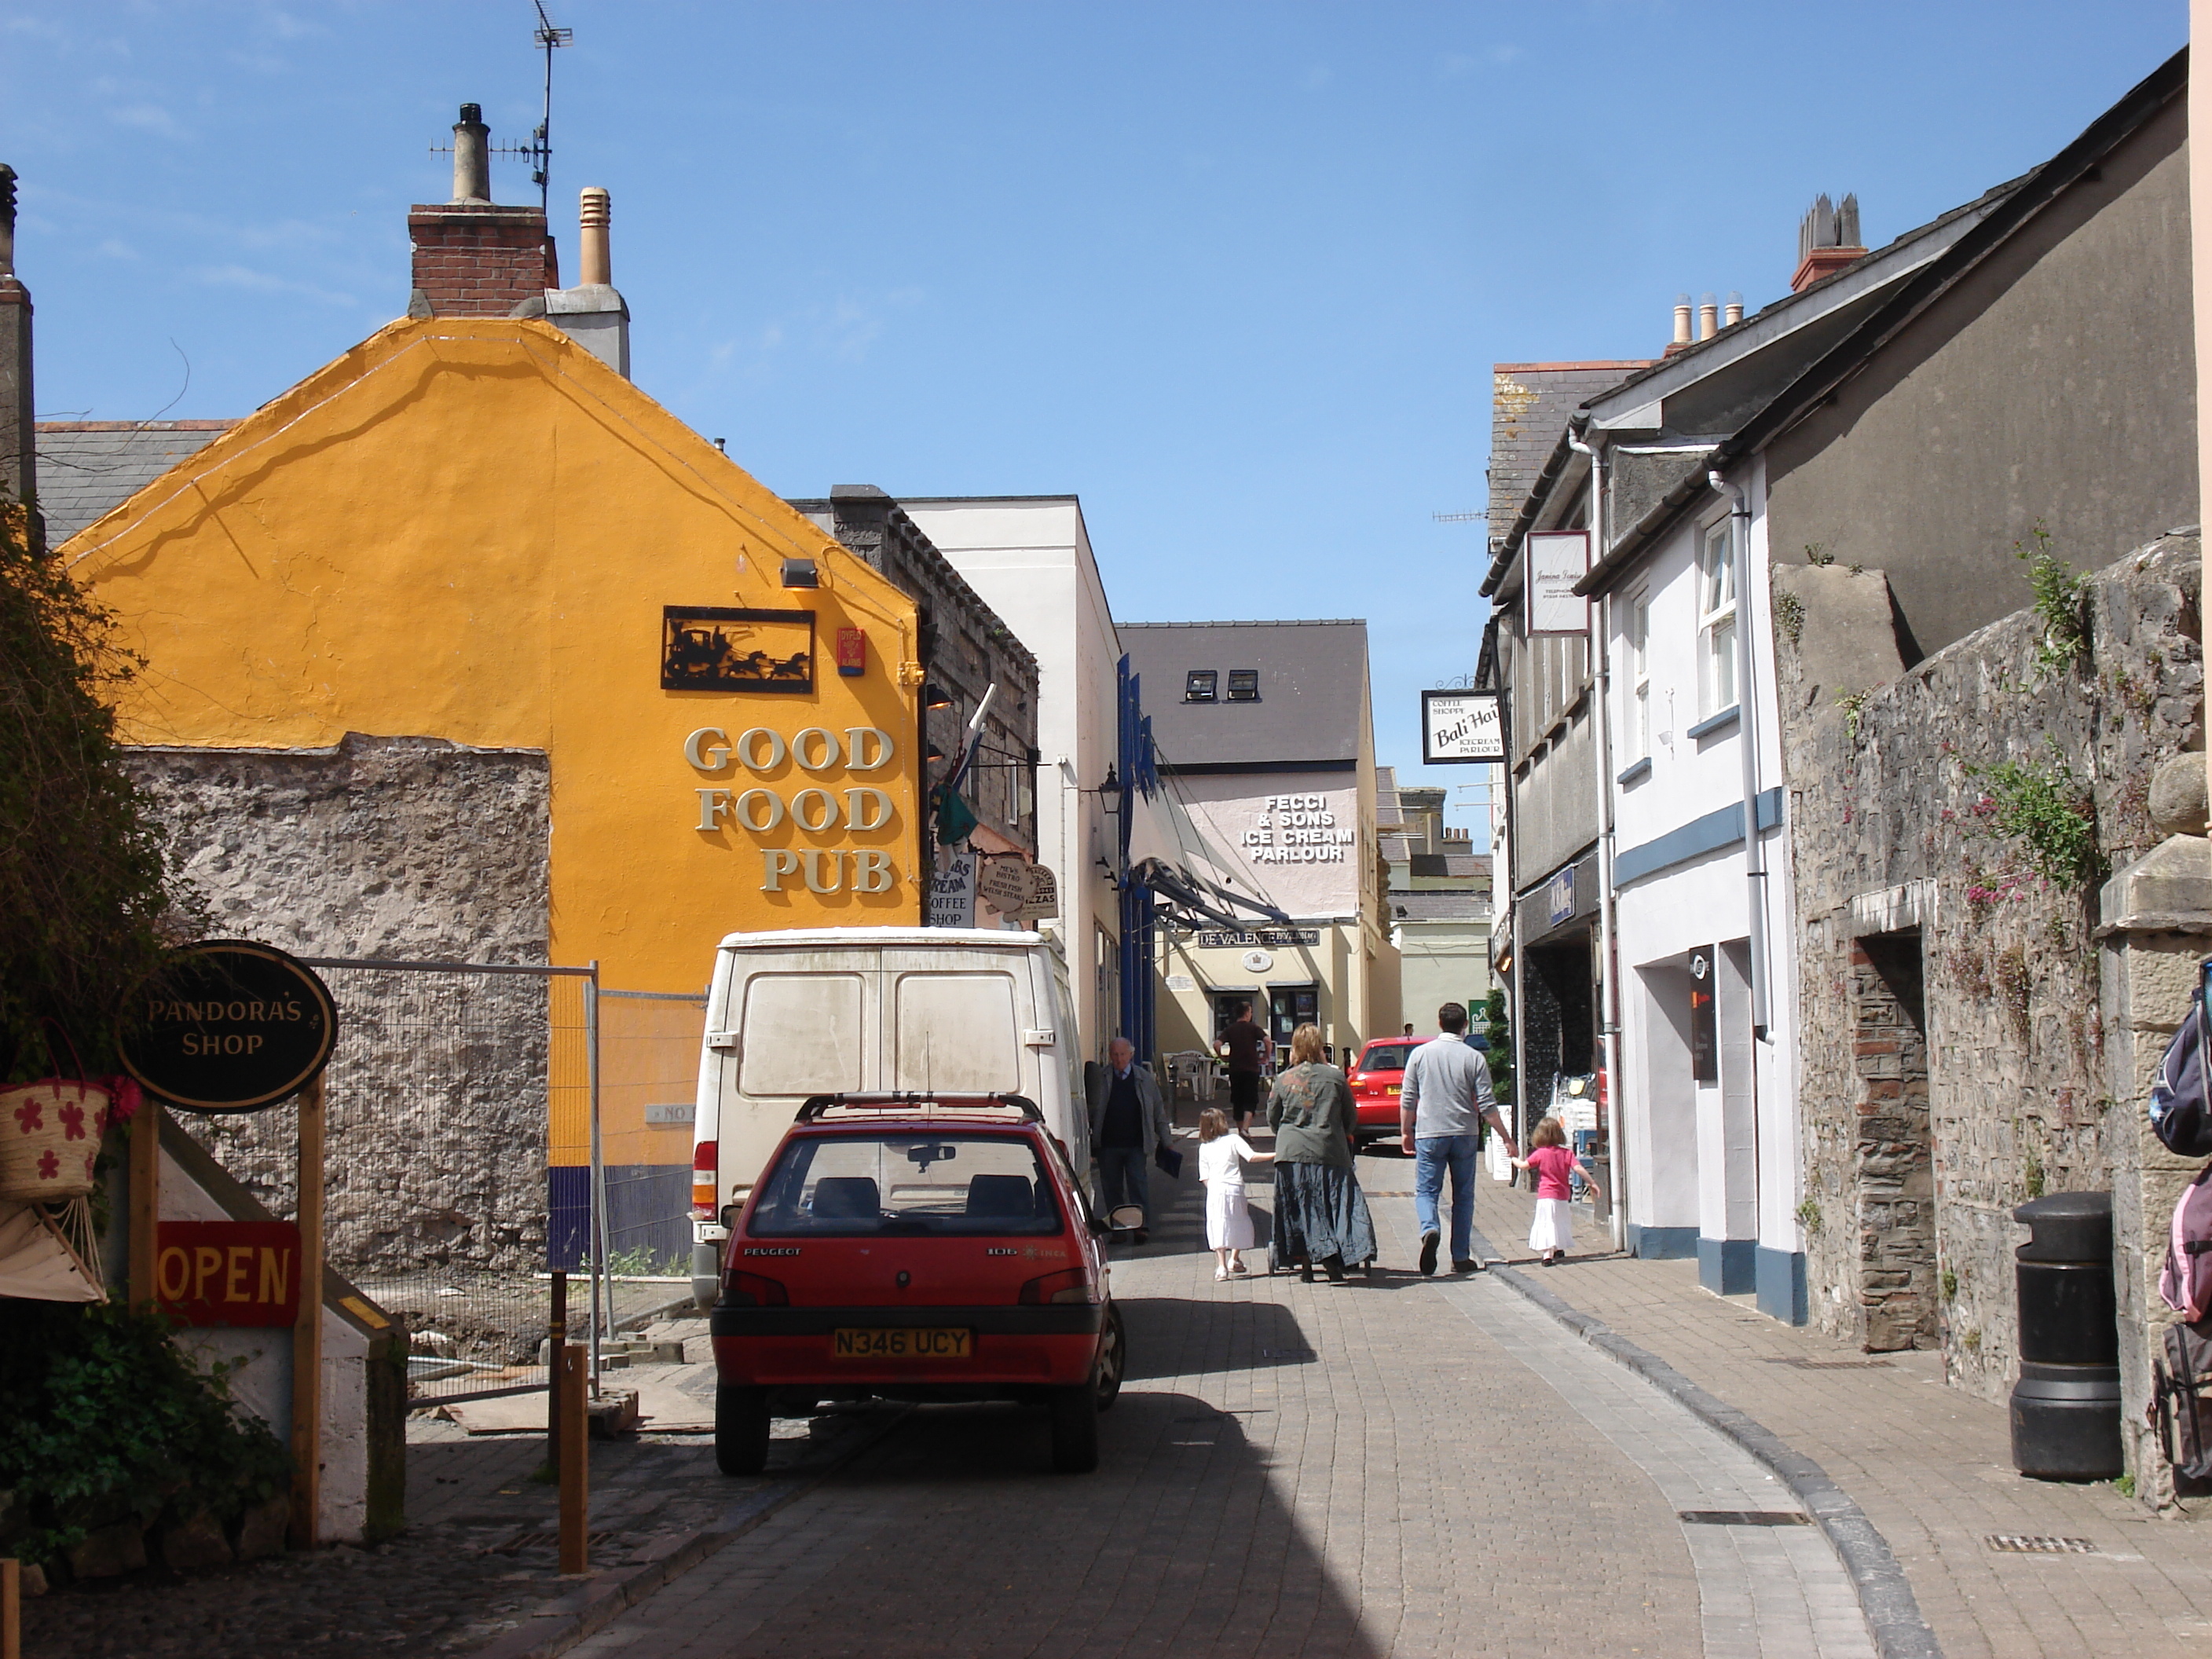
[0,1302,289,1567]
[1968,742,2103,888]
[2016,524,2093,673]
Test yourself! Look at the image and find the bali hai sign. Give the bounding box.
[119,940,339,1113]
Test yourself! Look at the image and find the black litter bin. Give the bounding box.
[2009,1191,2122,1481]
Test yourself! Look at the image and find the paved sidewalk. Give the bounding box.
[1456,1174,2212,1658]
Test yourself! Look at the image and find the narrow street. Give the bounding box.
[569,1138,1872,1659]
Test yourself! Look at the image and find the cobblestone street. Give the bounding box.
[567,1139,1873,1659]
[27,1135,2212,1657]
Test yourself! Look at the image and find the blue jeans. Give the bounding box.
[1414,1133,1481,1264]
[1096,1145,1151,1225]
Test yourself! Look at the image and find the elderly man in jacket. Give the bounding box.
[1088,1037,1175,1242]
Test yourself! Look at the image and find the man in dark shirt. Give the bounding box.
[1216,1001,1271,1133]
[1086,1037,1174,1241]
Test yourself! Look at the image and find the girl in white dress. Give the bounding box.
[1198,1108,1273,1280]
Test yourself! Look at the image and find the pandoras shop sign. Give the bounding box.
[684,725,902,893]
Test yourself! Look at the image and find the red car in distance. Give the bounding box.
[1349,1033,1496,1149]
[1349,1036,1426,1149]
[710,1093,1133,1476]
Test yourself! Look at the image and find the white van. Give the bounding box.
[687,926,1087,1307]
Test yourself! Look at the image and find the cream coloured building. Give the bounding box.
[1119,621,1397,1066]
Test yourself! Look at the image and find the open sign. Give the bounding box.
[155,1221,302,1327]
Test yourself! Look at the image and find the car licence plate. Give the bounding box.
[1386,1085,1399,1094]
[833,1328,972,1360]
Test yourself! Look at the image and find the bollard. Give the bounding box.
[557,1343,589,1573]
[547,1271,567,1477]
[2010,1191,2122,1480]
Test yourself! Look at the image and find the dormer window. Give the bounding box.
[1226,669,1259,701]
[1185,670,1218,702]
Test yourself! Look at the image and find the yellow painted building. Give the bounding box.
[67,315,927,970]
[61,313,935,1267]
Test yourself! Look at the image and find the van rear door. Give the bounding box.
[880,950,1027,1098]
[720,957,880,1194]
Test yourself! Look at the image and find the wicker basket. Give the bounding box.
[0,1079,112,1202]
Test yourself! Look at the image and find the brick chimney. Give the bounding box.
[405,104,558,319]
[1792,192,1865,293]
[0,163,40,547]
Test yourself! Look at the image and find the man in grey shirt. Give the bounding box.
[1400,1002,1518,1276]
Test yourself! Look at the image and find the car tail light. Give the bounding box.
[725,1270,788,1307]
[692,1140,717,1221]
[1019,1266,1095,1306]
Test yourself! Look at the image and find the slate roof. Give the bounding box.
[1119,619,1368,772]
[1488,361,1650,544]
[36,422,236,546]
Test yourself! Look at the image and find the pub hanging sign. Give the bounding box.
[118,940,339,1114]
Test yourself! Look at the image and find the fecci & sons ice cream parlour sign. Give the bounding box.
[684,725,902,893]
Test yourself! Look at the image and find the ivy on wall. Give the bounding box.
[0,490,196,1079]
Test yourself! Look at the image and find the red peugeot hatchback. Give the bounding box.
[711,1093,1133,1475]
[1349,1036,1426,1149]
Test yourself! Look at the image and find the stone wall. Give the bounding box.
[125,735,553,1275]
[1779,533,2203,1404]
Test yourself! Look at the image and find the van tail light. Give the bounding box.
[726,1271,788,1307]
[692,1140,717,1221]
[1019,1266,1095,1306]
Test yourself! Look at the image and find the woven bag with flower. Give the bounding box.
[0,1024,139,1203]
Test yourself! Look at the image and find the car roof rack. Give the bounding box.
[794,1092,1045,1124]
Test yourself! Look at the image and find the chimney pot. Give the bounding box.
[452,103,492,205]
[578,186,611,287]
[1723,291,1744,327]
[1672,293,1692,347]
[1697,291,1719,342]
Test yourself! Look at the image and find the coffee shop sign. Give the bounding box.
[685,726,901,894]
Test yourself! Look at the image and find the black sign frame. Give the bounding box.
[660,606,816,694]
[119,940,339,1114]
[1421,688,1507,765]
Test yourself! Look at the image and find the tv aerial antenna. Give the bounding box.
[433,3,570,211]
[522,2,573,214]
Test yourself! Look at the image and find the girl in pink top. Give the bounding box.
[1513,1115,1602,1265]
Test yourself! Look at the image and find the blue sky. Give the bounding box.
[0,2,2188,827]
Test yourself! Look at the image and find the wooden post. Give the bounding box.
[556,1344,589,1573]
[2,1556,20,1659]
[288,1075,325,1551]
[127,1100,163,1308]
[546,1271,567,1476]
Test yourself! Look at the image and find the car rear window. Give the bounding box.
[749,1132,1064,1237]
[1360,1043,1419,1073]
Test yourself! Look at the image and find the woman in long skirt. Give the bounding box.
[1265,1024,1377,1281]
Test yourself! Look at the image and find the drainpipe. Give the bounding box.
[1568,426,1628,1253]
[1708,469,1771,1042]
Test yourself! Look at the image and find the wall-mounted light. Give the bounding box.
[927,741,947,764]
[780,557,819,588]
[1101,764,1121,818]
[924,683,952,710]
